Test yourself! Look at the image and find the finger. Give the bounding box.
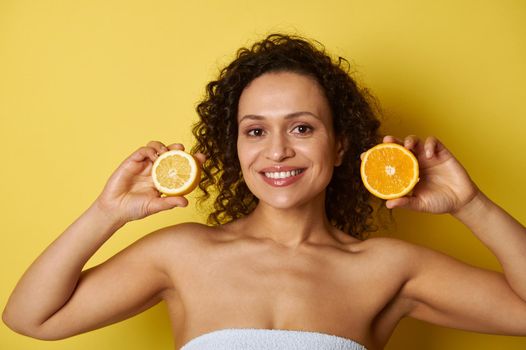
[130,146,159,163]
[424,136,439,159]
[166,143,185,151]
[386,197,410,209]
[146,141,168,155]
[194,152,207,165]
[386,195,427,212]
[383,135,402,144]
[403,135,419,151]
[149,196,189,213]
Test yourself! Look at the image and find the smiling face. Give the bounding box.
[236,71,345,209]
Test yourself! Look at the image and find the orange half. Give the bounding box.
[360,143,419,200]
[151,150,201,196]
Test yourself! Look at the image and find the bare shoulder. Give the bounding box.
[145,222,216,242]
[94,222,216,281]
[359,235,469,270]
[362,238,526,336]
[354,236,441,281]
[128,222,220,292]
[137,222,218,257]
[357,236,420,260]
[358,236,485,303]
[351,237,444,315]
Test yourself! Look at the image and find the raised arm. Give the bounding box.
[381,135,526,335]
[2,141,199,339]
[451,190,526,301]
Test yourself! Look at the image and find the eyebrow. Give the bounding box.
[239,111,321,123]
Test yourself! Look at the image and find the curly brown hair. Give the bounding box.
[191,33,388,239]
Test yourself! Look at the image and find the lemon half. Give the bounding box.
[151,150,201,196]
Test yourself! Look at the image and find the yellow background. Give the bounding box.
[1,0,525,349]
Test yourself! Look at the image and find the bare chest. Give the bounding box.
[164,238,404,349]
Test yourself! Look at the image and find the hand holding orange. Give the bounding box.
[361,135,479,214]
[360,142,420,200]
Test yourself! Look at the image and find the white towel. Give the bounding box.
[180,328,367,350]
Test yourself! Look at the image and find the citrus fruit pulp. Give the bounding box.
[151,150,201,196]
[360,142,419,200]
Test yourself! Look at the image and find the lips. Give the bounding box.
[259,166,307,187]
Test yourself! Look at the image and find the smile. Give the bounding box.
[264,169,305,179]
[259,168,307,187]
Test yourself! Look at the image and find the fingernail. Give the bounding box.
[426,150,432,158]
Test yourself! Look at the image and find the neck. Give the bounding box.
[240,192,339,249]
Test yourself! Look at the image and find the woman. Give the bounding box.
[3,34,526,350]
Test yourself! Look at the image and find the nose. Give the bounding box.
[265,132,295,162]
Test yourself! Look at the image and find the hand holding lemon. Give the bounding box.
[95,141,204,226]
[151,149,201,196]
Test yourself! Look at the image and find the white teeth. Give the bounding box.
[264,169,304,179]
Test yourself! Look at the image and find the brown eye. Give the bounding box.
[247,128,264,137]
[292,125,313,134]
